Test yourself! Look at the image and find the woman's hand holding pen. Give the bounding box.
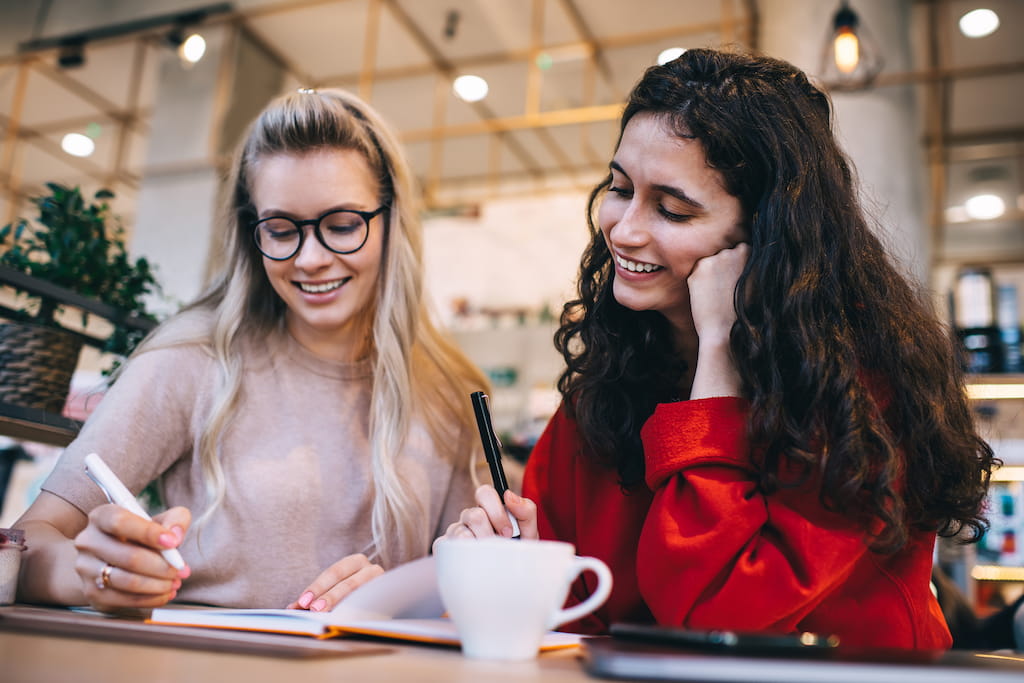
[438,484,539,545]
[288,553,384,612]
[74,504,191,612]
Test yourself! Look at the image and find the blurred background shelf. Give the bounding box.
[0,401,79,448]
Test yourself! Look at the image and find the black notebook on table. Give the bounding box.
[582,624,1024,683]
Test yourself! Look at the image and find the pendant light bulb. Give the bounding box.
[832,3,860,73]
[833,28,859,73]
[819,1,882,90]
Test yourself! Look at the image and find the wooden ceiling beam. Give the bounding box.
[382,0,544,178]
[315,19,745,87]
[401,103,623,143]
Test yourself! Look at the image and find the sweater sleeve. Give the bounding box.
[638,397,870,632]
[41,344,208,513]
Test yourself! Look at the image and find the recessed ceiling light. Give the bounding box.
[959,8,999,38]
[61,132,95,157]
[657,47,686,66]
[964,193,1006,220]
[453,75,488,102]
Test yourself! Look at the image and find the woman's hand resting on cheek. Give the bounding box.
[687,242,749,346]
[686,242,749,400]
[434,484,539,552]
[288,553,385,612]
[74,504,191,613]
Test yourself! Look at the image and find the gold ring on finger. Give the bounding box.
[96,563,114,590]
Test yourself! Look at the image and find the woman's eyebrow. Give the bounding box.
[652,183,705,210]
[609,160,630,179]
[610,160,706,210]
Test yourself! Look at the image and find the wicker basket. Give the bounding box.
[0,320,83,413]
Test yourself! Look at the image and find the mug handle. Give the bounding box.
[549,556,613,629]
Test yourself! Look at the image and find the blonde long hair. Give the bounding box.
[134,89,488,565]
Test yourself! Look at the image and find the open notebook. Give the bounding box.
[149,554,581,650]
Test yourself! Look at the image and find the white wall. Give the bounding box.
[422,191,592,329]
[758,0,928,285]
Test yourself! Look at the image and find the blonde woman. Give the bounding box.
[15,88,488,613]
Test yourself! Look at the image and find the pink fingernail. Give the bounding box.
[159,532,177,548]
[310,599,327,612]
[298,591,314,609]
[501,526,513,538]
[173,525,185,542]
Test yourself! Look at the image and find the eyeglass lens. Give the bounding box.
[254,209,370,260]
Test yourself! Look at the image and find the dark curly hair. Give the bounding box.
[556,48,996,553]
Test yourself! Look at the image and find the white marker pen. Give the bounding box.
[84,452,186,571]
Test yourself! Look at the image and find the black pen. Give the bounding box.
[470,391,521,539]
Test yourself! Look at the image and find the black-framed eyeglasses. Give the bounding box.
[252,205,387,261]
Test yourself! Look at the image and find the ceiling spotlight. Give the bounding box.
[657,47,686,66]
[444,9,460,40]
[57,40,85,68]
[179,33,206,63]
[453,74,489,103]
[62,132,95,157]
[964,194,1006,221]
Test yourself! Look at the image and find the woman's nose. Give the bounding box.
[293,228,335,270]
[609,205,648,247]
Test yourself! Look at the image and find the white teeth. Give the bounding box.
[616,255,661,273]
[298,280,345,293]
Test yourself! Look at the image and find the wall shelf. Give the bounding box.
[0,401,79,447]
[972,565,1024,582]
[0,264,153,446]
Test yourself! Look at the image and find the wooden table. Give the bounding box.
[4,606,1024,683]
[0,606,589,683]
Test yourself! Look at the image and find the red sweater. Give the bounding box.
[523,397,952,650]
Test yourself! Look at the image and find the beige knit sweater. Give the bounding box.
[42,331,477,608]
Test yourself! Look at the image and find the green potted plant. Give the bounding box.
[0,183,161,412]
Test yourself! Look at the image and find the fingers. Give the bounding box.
[74,503,188,613]
[152,507,192,577]
[503,490,539,540]
[75,555,181,613]
[471,484,515,537]
[688,242,749,343]
[436,485,541,544]
[290,553,384,612]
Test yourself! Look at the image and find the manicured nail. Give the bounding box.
[177,566,191,579]
[298,591,314,609]
[172,525,185,542]
[310,599,327,612]
[159,532,177,548]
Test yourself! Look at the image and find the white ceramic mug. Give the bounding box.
[435,537,613,660]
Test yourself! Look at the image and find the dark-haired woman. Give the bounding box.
[439,48,995,651]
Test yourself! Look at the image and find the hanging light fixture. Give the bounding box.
[819,1,883,90]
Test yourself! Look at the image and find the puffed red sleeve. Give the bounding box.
[637,397,870,632]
